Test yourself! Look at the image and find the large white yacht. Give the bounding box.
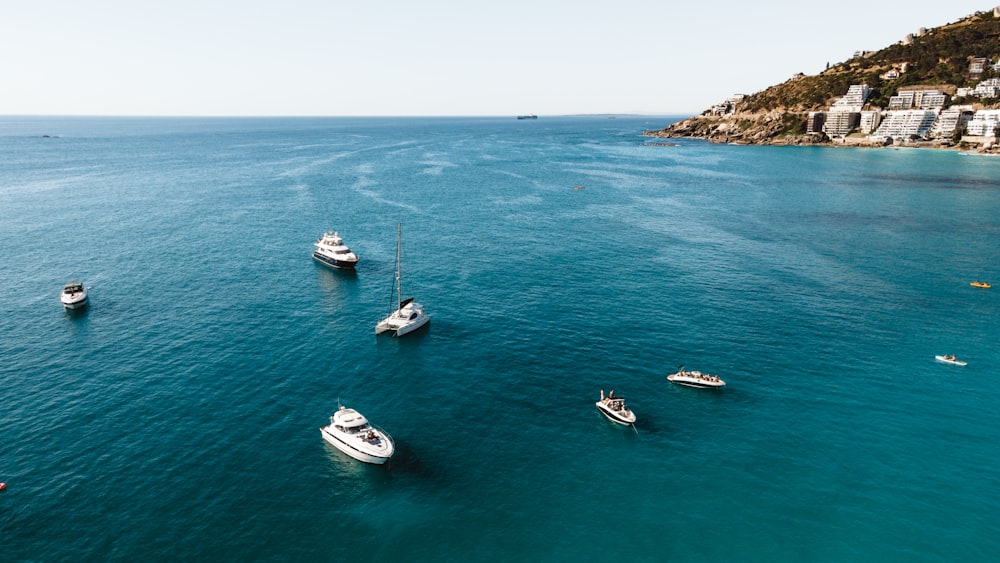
[312,230,359,270]
[320,403,395,464]
[60,281,88,310]
[375,223,429,336]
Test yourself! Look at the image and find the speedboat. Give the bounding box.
[375,223,429,336]
[970,281,991,289]
[667,367,726,388]
[596,390,636,425]
[312,230,359,270]
[935,354,967,366]
[320,403,395,464]
[60,281,88,310]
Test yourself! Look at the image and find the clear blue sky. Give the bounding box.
[2,1,993,116]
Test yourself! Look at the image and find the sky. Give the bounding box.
[1,1,995,116]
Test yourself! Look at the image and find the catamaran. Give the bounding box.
[375,223,430,336]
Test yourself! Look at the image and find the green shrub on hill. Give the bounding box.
[738,10,1000,114]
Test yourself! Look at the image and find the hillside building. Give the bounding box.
[888,89,947,110]
[869,110,939,141]
[822,85,872,138]
[859,110,882,134]
[710,94,747,116]
[969,57,989,79]
[823,111,860,138]
[957,78,1000,99]
[974,78,1000,98]
[965,109,1000,137]
[928,106,973,139]
[831,84,872,111]
[806,112,826,135]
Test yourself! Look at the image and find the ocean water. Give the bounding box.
[2,115,999,561]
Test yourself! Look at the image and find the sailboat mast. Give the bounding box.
[396,222,402,310]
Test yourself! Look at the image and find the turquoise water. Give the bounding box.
[2,116,999,561]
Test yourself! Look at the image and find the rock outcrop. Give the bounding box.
[644,112,824,146]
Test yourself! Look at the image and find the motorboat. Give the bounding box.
[375,223,429,336]
[320,403,395,464]
[970,281,991,289]
[312,230,359,270]
[60,281,88,310]
[667,366,726,388]
[596,390,636,425]
[516,114,538,120]
[935,354,967,366]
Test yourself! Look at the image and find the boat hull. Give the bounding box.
[395,314,430,336]
[312,251,358,270]
[320,427,393,464]
[596,401,636,425]
[61,297,88,310]
[667,371,725,388]
[376,310,430,336]
[667,375,725,388]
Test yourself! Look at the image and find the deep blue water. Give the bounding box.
[2,115,999,561]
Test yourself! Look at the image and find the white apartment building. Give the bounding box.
[823,111,860,137]
[869,110,939,140]
[888,90,947,110]
[831,84,872,111]
[859,110,882,134]
[957,78,1000,99]
[973,78,1000,98]
[965,109,1000,136]
[928,106,973,139]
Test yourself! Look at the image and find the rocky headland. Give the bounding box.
[644,7,1000,154]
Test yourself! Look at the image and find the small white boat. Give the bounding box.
[667,366,725,388]
[935,355,967,366]
[312,230,359,270]
[60,281,88,310]
[376,223,429,336]
[320,403,395,464]
[596,390,636,425]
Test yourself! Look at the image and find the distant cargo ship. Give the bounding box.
[517,114,537,120]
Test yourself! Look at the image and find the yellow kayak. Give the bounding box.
[970,281,991,289]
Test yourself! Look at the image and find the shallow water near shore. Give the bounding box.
[2,115,999,560]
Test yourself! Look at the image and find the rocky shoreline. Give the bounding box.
[643,113,1000,153]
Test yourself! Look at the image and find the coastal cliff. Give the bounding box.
[645,7,1000,151]
[649,111,824,146]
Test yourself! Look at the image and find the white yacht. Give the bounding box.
[60,281,88,310]
[312,230,359,270]
[375,223,429,336]
[596,389,636,425]
[320,403,395,464]
[667,367,726,389]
